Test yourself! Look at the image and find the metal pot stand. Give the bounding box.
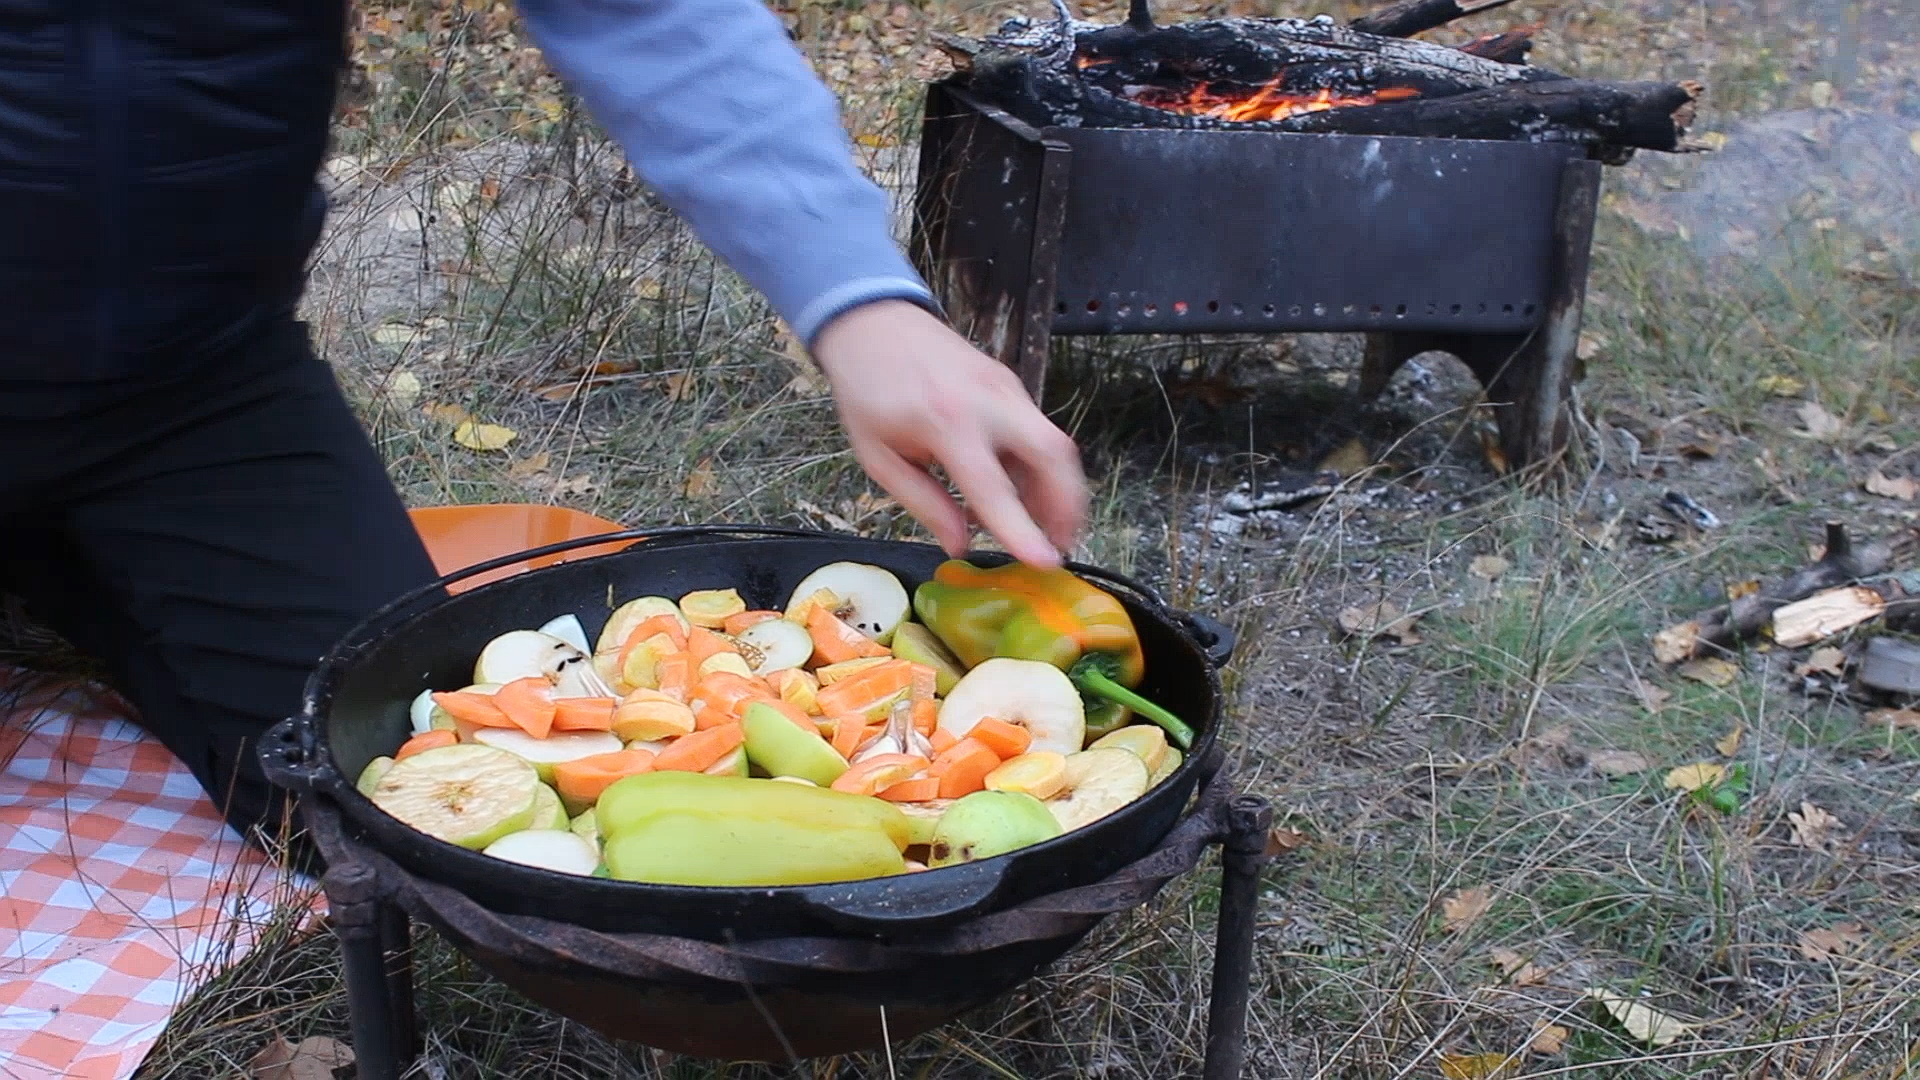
[310,757,1277,1079]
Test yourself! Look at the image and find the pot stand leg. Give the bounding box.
[379,901,421,1063]
[325,861,407,1080]
[1201,794,1274,1080]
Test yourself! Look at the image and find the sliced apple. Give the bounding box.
[889,623,967,696]
[356,755,396,797]
[531,783,569,830]
[737,617,813,674]
[697,651,755,680]
[470,728,625,783]
[597,597,688,655]
[679,588,746,629]
[408,689,438,735]
[785,562,910,644]
[539,614,592,655]
[1089,725,1169,774]
[483,829,601,876]
[1045,748,1149,833]
[938,658,1086,757]
[363,744,541,849]
[703,744,751,777]
[475,629,614,698]
[742,701,850,787]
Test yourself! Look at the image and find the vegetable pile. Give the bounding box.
[355,560,1195,885]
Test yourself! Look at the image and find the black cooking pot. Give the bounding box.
[261,526,1233,942]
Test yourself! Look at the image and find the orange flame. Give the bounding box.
[1133,80,1419,123]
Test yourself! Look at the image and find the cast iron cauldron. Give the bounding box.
[262,526,1233,943]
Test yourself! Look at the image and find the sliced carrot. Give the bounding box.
[619,614,687,664]
[930,737,1001,799]
[878,775,942,802]
[723,609,782,636]
[907,663,938,704]
[494,677,558,739]
[395,729,457,761]
[431,690,515,729]
[831,753,930,796]
[828,714,869,760]
[654,653,693,703]
[928,727,959,755]
[805,605,890,666]
[910,699,939,737]
[754,698,816,732]
[552,697,617,732]
[690,671,774,720]
[685,625,739,667]
[693,702,738,730]
[652,723,745,773]
[969,717,1032,760]
[814,659,913,720]
[552,747,655,811]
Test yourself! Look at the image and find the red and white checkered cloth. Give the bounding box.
[1,673,314,1080]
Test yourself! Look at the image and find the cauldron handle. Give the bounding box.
[800,861,1011,935]
[258,713,351,797]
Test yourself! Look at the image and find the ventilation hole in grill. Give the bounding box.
[1087,299,1101,312]
[1056,301,1067,315]
[1173,301,1189,316]
[1207,300,1220,314]
[1288,305,1303,318]
[1342,304,1356,316]
[1477,302,1488,314]
[1231,303,1244,316]
[1262,304,1276,317]
[1523,303,1537,316]
[1143,303,1159,317]
[1426,303,1438,316]
[1450,304,1462,315]
[1502,303,1514,314]
[1312,303,1327,317]
[1118,303,1132,316]
[1395,304,1407,317]
[1370,304,1383,317]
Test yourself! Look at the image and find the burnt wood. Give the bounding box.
[1458,27,1536,64]
[1350,0,1522,38]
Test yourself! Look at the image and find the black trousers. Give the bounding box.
[0,316,442,851]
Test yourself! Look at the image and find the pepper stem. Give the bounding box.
[1073,667,1195,750]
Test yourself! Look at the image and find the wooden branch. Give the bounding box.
[1266,78,1700,151]
[1351,0,1521,38]
[1655,524,1920,661]
[1458,27,1535,65]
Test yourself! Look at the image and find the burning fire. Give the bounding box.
[1130,79,1419,124]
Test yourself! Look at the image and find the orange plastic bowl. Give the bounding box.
[408,504,635,594]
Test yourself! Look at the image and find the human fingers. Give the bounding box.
[999,413,1088,554]
[846,434,972,557]
[934,433,1061,568]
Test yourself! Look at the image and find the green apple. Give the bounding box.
[362,744,541,850]
[889,622,967,696]
[742,701,849,787]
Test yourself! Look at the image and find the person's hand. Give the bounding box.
[809,299,1088,567]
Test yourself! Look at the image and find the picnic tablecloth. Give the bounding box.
[1,673,313,1080]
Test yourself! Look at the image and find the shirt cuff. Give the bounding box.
[792,277,944,349]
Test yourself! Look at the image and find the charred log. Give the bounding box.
[1458,27,1535,65]
[1271,79,1700,151]
[1350,0,1520,38]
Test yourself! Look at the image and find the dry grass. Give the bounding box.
[9,0,1918,1076]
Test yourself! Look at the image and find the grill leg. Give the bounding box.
[379,901,420,1063]
[1202,794,1274,1080]
[326,862,405,1080]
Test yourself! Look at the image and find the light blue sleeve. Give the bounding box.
[513,0,938,346]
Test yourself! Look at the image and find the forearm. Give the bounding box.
[513,0,935,345]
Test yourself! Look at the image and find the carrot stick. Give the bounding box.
[430,690,514,729]
[689,671,774,720]
[494,677,557,739]
[878,776,942,803]
[831,754,930,795]
[551,697,617,732]
[907,662,938,704]
[654,653,693,702]
[931,738,1001,798]
[814,659,913,719]
[828,714,868,760]
[928,727,958,754]
[910,699,939,737]
[805,606,889,666]
[395,729,457,761]
[652,724,744,773]
[685,625,738,667]
[619,613,687,664]
[552,747,656,812]
[723,610,782,636]
[969,717,1032,760]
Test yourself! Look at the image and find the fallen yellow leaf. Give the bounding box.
[1797,922,1866,962]
[1795,400,1844,441]
[507,451,553,480]
[1796,646,1847,678]
[1442,886,1493,934]
[1529,1022,1569,1055]
[1715,725,1743,757]
[1679,657,1738,687]
[1651,621,1700,664]
[421,402,472,426]
[1337,601,1422,645]
[1634,682,1672,714]
[1318,437,1371,479]
[1469,555,1509,581]
[663,372,695,402]
[683,456,717,497]
[1439,1052,1519,1079]
[1867,708,1920,732]
[1586,988,1699,1046]
[1489,948,1548,986]
[1664,763,1726,793]
[452,421,517,452]
[381,370,422,410]
[1787,801,1841,852]
[1589,749,1653,778]
[1756,373,1805,397]
[1864,470,1918,501]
